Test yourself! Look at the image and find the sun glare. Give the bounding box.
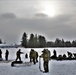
[40,1,56,17]
[43,5,55,17]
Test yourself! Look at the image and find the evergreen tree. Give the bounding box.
[72,40,76,47]
[28,33,35,48]
[38,35,46,47]
[46,41,54,47]
[65,41,71,47]
[61,39,65,47]
[21,32,27,48]
[20,32,76,47]
[55,38,61,47]
[34,34,38,47]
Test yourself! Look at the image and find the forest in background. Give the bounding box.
[21,32,76,48]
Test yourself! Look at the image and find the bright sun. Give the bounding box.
[43,5,55,17]
[41,1,56,17]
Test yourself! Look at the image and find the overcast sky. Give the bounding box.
[0,0,76,44]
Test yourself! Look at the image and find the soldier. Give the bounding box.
[36,51,38,62]
[40,49,49,73]
[32,50,37,64]
[53,49,57,58]
[67,51,72,58]
[29,49,33,62]
[73,53,76,58]
[0,49,2,58]
[25,53,28,58]
[5,50,9,61]
[57,55,63,61]
[15,49,23,61]
[29,49,38,64]
[46,49,51,60]
[63,54,67,58]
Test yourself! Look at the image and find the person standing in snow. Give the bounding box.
[29,49,38,64]
[29,49,33,62]
[0,49,2,58]
[40,49,50,73]
[5,50,9,61]
[25,53,28,58]
[36,51,38,62]
[53,49,57,58]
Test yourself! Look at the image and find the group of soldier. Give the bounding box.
[51,50,76,60]
[15,48,51,73]
[66,51,76,58]
[1,48,76,73]
[0,49,9,61]
[0,48,51,73]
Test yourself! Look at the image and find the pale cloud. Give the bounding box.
[0,13,76,43]
[0,0,76,43]
[0,0,76,18]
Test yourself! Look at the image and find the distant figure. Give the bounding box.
[15,49,23,61]
[5,50,9,61]
[53,49,57,58]
[0,49,2,58]
[25,53,28,59]
[67,51,72,58]
[63,54,67,58]
[57,55,63,60]
[73,53,76,58]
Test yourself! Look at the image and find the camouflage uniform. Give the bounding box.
[36,51,38,62]
[29,49,34,62]
[32,50,37,64]
[29,49,38,64]
[40,49,50,72]
[46,49,51,60]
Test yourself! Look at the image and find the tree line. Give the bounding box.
[21,32,76,48]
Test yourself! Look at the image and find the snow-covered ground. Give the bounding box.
[0,47,76,75]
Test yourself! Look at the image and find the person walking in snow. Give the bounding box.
[15,49,23,61]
